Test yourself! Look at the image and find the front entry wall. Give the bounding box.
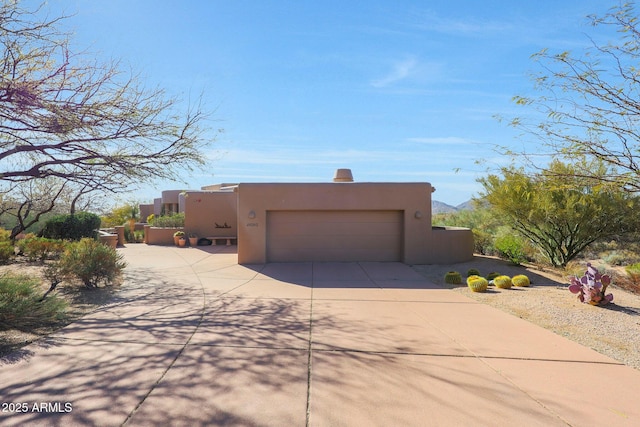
[266,210,403,262]
[237,182,433,264]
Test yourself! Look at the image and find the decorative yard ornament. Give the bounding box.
[568,263,614,305]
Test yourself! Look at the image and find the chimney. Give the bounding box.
[333,168,354,182]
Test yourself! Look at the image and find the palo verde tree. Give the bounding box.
[479,160,640,267]
[508,2,640,192]
[0,1,213,197]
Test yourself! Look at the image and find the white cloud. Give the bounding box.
[370,57,419,88]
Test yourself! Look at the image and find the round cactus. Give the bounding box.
[494,275,512,289]
[512,274,530,287]
[467,268,480,277]
[468,276,488,292]
[444,271,462,284]
[466,275,480,285]
[486,272,501,281]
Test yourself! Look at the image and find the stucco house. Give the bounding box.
[141,169,473,265]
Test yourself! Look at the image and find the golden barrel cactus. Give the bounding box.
[493,275,512,289]
[512,274,530,287]
[467,276,488,292]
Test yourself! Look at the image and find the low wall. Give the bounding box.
[145,226,183,246]
[98,230,118,249]
[428,226,474,264]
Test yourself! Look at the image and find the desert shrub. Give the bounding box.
[0,228,11,242]
[152,213,185,228]
[41,212,101,241]
[602,250,640,266]
[467,268,480,277]
[472,229,495,255]
[124,228,144,243]
[625,263,640,280]
[614,270,640,296]
[494,233,527,265]
[18,237,66,263]
[55,238,126,288]
[444,271,462,284]
[0,241,14,264]
[0,273,67,331]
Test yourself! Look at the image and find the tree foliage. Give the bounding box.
[41,212,101,240]
[0,1,213,193]
[509,2,640,191]
[479,160,640,267]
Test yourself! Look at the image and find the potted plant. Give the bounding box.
[188,233,198,247]
[173,230,185,246]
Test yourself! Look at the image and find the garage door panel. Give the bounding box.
[267,210,402,262]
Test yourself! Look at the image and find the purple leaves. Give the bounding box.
[568,263,614,305]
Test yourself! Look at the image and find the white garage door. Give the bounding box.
[266,210,403,262]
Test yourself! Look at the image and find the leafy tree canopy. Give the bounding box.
[479,160,640,267]
[508,2,640,191]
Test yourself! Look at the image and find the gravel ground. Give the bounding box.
[412,256,640,371]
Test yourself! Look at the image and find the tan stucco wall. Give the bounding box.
[237,182,434,264]
[139,204,154,223]
[428,226,474,264]
[183,191,238,239]
[161,190,182,215]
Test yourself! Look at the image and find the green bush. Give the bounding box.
[494,234,527,265]
[152,213,185,228]
[0,241,14,264]
[0,228,11,242]
[41,212,101,241]
[602,250,640,266]
[55,238,126,288]
[0,273,67,331]
[18,237,66,263]
[472,229,495,255]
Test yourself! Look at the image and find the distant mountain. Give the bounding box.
[432,200,458,214]
[432,199,474,214]
[455,200,475,211]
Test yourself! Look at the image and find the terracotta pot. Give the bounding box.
[189,237,198,247]
[178,238,186,247]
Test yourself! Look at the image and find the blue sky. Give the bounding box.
[45,0,609,205]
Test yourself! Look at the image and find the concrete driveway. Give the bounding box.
[1,244,639,426]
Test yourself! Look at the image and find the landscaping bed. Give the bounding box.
[413,255,640,371]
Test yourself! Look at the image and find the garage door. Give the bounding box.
[266,210,403,262]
